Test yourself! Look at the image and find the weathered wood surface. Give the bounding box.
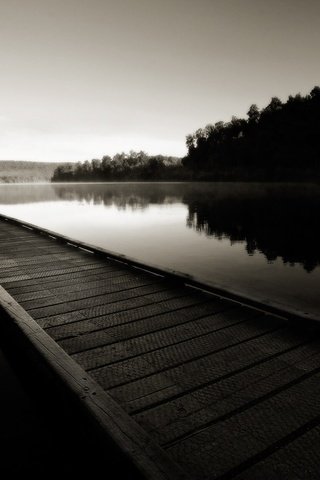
[0,282,187,480]
[0,215,320,479]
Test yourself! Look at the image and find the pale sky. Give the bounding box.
[0,0,319,162]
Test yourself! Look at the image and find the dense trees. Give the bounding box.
[182,86,320,180]
[51,151,184,182]
[51,86,320,182]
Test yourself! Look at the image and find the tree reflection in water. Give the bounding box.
[2,182,317,273]
[184,183,320,272]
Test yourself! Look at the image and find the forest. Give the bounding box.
[51,152,185,182]
[51,86,320,182]
[183,86,320,180]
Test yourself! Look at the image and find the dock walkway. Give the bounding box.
[0,214,320,479]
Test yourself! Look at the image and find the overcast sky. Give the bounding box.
[0,0,319,162]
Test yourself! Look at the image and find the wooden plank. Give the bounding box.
[0,257,104,275]
[109,326,303,413]
[0,235,54,244]
[48,300,230,345]
[0,250,102,272]
[0,250,112,267]
[0,258,106,277]
[56,296,214,351]
[0,245,70,258]
[0,252,96,268]
[166,356,320,479]
[15,271,138,308]
[0,231,51,241]
[0,285,189,480]
[0,263,116,284]
[4,264,127,292]
[28,279,173,320]
[134,336,317,446]
[0,238,66,250]
[2,214,320,478]
[19,271,151,309]
[0,239,51,249]
[232,423,320,479]
[72,305,250,370]
[11,270,131,302]
[0,237,68,248]
[89,316,283,390]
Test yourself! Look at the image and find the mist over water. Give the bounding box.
[0,182,319,319]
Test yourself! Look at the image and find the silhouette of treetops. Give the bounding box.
[51,87,320,182]
[184,183,320,272]
[51,151,185,182]
[183,86,320,180]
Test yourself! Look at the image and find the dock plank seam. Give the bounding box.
[1,214,320,479]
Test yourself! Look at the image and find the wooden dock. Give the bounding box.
[0,213,320,479]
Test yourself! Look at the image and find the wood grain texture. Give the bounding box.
[1,214,320,479]
[0,286,188,480]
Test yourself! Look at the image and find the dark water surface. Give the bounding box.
[0,182,319,319]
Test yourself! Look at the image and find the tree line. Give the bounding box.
[52,86,320,182]
[183,86,320,180]
[51,152,185,182]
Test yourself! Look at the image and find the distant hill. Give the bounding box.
[0,161,70,183]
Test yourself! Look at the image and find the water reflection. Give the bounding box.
[0,183,183,209]
[0,184,58,204]
[53,183,320,273]
[55,183,183,210]
[184,184,320,273]
[0,182,319,273]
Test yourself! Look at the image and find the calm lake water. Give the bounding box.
[0,182,319,320]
